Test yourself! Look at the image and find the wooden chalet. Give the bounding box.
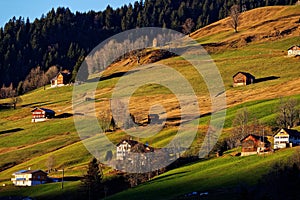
[241,134,271,156]
[148,114,160,124]
[51,70,72,87]
[287,45,300,56]
[273,128,300,149]
[11,170,48,186]
[31,107,55,122]
[232,72,255,87]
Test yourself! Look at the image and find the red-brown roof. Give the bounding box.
[241,134,270,144]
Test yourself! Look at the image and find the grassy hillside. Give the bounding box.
[107,147,299,200]
[0,5,300,199]
[90,6,300,120]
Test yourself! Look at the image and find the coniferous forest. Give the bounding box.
[0,0,297,92]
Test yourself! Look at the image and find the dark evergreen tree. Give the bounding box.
[0,0,297,91]
[81,157,103,200]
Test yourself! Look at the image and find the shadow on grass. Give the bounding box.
[86,70,140,83]
[55,113,73,119]
[49,176,82,182]
[0,128,24,135]
[31,100,68,108]
[21,101,49,108]
[0,103,12,110]
[255,76,280,83]
[148,171,190,183]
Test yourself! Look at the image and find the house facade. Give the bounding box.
[273,128,300,149]
[11,170,48,186]
[51,70,72,88]
[31,107,55,122]
[116,139,154,160]
[241,134,271,156]
[233,72,255,87]
[287,45,300,56]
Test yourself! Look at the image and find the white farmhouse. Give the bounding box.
[11,170,48,186]
[116,140,138,160]
[116,139,154,160]
[287,45,300,56]
[273,128,300,149]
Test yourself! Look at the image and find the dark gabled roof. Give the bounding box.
[116,139,139,147]
[116,139,155,152]
[60,71,71,78]
[274,128,300,137]
[287,45,300,50]
[233,71,255,79]
[241,134,270,144]
[51,70,72,81]
[31,107,55,114]
[13,169,47,175]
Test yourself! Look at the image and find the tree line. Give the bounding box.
[0,0,297,94]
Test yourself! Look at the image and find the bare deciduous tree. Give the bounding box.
[182,18,195,36]
[228,108,249,148]
[10,96,22,110]
[46,155,56,172]
[0,83,15,99]
[111,99,136,130]
[45,66,59,83]
[276,97,299,128]
[229,4,240,33]
[22,66,45,93]
[99,110,112,133]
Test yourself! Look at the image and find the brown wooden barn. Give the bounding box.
[148,114,160,124]
[232,72,255,87]
[51,70,72,87]
[241,134,271,156]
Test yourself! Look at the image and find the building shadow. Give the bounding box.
[255,76,280,83]
[55,113,73,119]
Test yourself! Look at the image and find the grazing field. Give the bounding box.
[0,5,300,199]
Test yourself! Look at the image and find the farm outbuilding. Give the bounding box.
[51,70,72,87]
[241,134,271,156]
[233,72,255,87]
[31,107,55,122]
